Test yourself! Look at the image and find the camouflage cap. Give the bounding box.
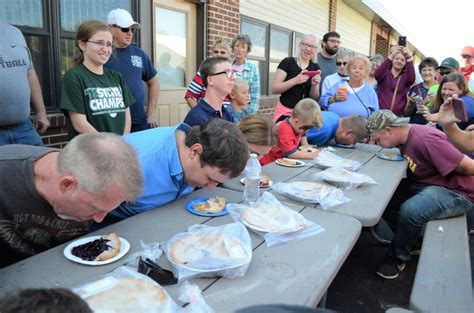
[366,110,409,133]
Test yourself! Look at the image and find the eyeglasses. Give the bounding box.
[299,124,315,131]
[213,50,228,55]
[440,70,453,76]
[87,40,114,49]
[336,61,348,66]
[461,54,472,59]
[210,69,237,79]
[300,42,317,49]
[327,39,341,44]
[113,25,136,33]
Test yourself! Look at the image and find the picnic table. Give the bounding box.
[0,142,407,310]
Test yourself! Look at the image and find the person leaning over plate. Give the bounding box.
[0,133,143,268]
[92,118,249,228]
[366,110,474,280]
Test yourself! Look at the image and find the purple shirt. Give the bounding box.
[400,124,474,202]
[374,58,415,115]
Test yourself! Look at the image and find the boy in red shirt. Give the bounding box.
[260,98,322,165]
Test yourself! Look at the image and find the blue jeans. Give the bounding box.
[0,119,43,146]
[383,179,474,262]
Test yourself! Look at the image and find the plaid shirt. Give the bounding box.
[234,59,260,113]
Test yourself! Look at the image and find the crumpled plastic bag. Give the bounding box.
[314,149,361,171]
[162,222,252,281]
[227,192,325,247]
[272,181,350,209]
[72,266,214,313]
[313,167,377,190]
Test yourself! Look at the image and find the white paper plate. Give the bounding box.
[241,209,307,233]
[63,235,130,266]
[240,178,273,188]
[275,158,306,168]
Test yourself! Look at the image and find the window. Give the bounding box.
[0,0,135,110]
[155,6,187,89]
[241,17,304,96]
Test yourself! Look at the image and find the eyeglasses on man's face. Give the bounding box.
[87,40,114,49]
[300,42,317,50]
[210,69,237,79]
[327,38,341,44]
[336,61,348,66]
[113,25,136,33]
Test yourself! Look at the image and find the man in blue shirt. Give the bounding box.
[306,111,368,146]
[105,118,249,221]
[184,57,235,126]
[106,8,159,132]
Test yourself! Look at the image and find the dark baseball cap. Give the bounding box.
[438,57,460,70]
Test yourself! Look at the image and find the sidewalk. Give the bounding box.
[326,228,474,312]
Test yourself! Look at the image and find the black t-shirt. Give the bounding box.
[277,57,320,109]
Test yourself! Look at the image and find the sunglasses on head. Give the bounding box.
[336,61,348,66]
[113,25,135,33]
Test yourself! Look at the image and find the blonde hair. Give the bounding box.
[299,34,318,62]
[231,77,248,95]
[347,54,371,79]
[291,98,322,128]
[238,115,277,147]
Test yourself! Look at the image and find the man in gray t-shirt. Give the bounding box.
[0,133,143,268]
[0,21,50,146]
[317,31,341,95]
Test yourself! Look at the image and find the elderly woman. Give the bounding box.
[272,34,322,122]
[231,34,260,114]
[320,55,379,118]
[367,54,384,91]
[374,46,415,115]
[321,50,351,95]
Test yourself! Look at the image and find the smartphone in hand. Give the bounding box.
[303,70,321,77]
[398,36,406,47]
[451,98,468,122]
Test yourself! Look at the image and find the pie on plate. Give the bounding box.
[240,174,272,187]
[298,145,317,152]
[275,158,305,167]
[192,196,226,214]
[71,232,121,261]
[169,233,248,270]
[82,277,169,312]
[241,204,306,233]
[378,153,402,160]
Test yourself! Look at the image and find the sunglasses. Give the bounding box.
[213,50,228,55]
[138,257,178,286]
[113,25,136,33]
[210,69,237,79]
[336,61,348,66]
[299,124,315,131]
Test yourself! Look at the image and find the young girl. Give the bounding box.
[60,20,133,139]
[227,78,250,124]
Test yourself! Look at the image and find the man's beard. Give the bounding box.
[325,45,338,56]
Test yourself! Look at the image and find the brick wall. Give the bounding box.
[33,113,68,148]
[207,0,240,57]
[328,0,338,32]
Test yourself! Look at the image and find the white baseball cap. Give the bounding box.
[107,8,140,28]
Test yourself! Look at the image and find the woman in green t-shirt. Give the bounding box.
[60,20,134,139]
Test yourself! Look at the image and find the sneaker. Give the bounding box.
[409,244,422,256]
[376,257,406,279]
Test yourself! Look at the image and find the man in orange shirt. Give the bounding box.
[460,46,473,81]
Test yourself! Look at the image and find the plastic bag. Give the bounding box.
[125,240,163,269]
[162,222,252,281]
[227,192,325,247]
[314,149,362,171]
[272,181,350,209]
[73,266,214,313]
[313,167,377,190]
